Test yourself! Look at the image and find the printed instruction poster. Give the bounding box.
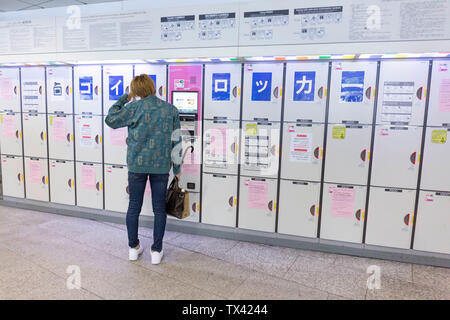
[29,160,42,184]
[2,114,15,138]
[80,121,93,147]
[247,179,268,210]
[52,117,67,142]
[289,132,312,163]
[81,165,96,190]
[438,78,450,112]
[381,81,414,123]
[330,187,355,218]
[0,78,13,100]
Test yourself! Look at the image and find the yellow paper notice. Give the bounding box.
[332,126,346,139]
[431,130,447,144]
[246,124,257,136]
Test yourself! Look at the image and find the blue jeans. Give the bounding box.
[126,172,169,252]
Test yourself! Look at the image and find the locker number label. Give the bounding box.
[251,72,272,101]
[79,76,93,101]
[293,71,315,101]
[212,73,230,101]
[109,75,124,101]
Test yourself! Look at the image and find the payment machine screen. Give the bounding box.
[172,91,198,113]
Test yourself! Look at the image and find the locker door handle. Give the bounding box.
[94,86,99,96]
[314,147,320,159]
[15,130,19,139]
[273,86,279,99]
[126,185,130,195]
[17,173,21,181]
[410,152,417,165]
[318,86,324,99]
[158,86,163,97]
[14,86,17,95]
[365,86,372,100]
[96,182,101,191]
[404,214,410,226]
[268,200,273,211]
[228,196,234,207]
[232,86,238,98]
[66,86,70,95]
[42,176,46,184]
[270,145,276,155]
[40,131,45,140]
[125,137,129,145]
[355,209,361,221]
[360,149,367,162]
[95,135,100,144]
[416,87,423,100]
[192,202,197,213]
[230,142,236,153]
[310,205,316,216]
[68,179,72,188]
[39,86,42,95]
[66,133,71,143]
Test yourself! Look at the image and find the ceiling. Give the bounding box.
[0,0,120,12]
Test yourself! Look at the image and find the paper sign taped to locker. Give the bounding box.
[330,187,355,218]
[431,130,447,144]
[80,123,93,147]
[2,114,15,138]
[29,160,42,184]
[0,78,13,100]
[209,128,227,156]
[438,79,450,112]
[110,127,126,146]
[289,132,312,163]
[52,117,67,142]
[81,165,96,190]
[332,126,346,139]
[246,124,257,136]
[247,180,268,210]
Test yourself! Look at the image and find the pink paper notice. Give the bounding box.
[81,165,96,190]
[29,160,42,184]
[247,180,268,210]
[209,128,227,156]
[2,115,15,138]
[182,148,200,175]
[439,79,450,112]
[330,187,355,218]
[52,117,67,142]
[110,127,126,146]
[0,78,13,100]
[144,180,151,197]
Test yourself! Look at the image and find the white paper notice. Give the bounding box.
[438,78,450,112]
[29,160,42,184]
[80,123,93,147]
[247,180,268,210]
[289,132,312,163]
[330,187,355,219]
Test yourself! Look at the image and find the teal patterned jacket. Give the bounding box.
[105,94,181,175]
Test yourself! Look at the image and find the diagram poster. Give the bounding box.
[438,78,450,112]
[247,180,268,210]
[293,71,315,101]
[289,132,312,163]
[340,71,364,102]
[330,187,355,218]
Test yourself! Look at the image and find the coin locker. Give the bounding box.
[371,125,422,189]
[134,64,167,101]
[24,157,49,202]
[324,124,372,185]
[365,187,415,249]
[103,65,133,114]
[242,63,283,122]
[413,191,450,255]
[376,60,429,126]
[47,114,74,160]
[320,183,366,244]
[240,121,280,179]
[284,61,329,123]
[328,61,377,125]
[103,115,127,165]
[203,119,239,175]
[281,122,324,181]
[76,161,103,209]
[74,115,102,163]
[0,68,21,112]
[21,67,46,113]
[74,65,102,115]
[204,63,241,120]
[104,164,129,213]
[238,177,278,233]
[22,112,47,158]
[0,111,22,156]
[427,59,450,127]
[201,173,237,228]
[46,66,73,114]
[277,180,320,238]
[49,159,75,205]
[1,155,24,198]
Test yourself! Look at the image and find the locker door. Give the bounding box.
[201,173,237,227]
[1,155,24,198]
[427,60,450,126]
[48,114,74,160]
[0,68,21,112]
[204,63,241,120]
[49,160,75,205]
[240,121,280,178]
[414,191,450,254]
[365,187,415,249]
[284,62,329,123]
[242,63,283,122]
[74,115,102,163]
[371,125,422,189]
[104,165,129,213]
[134,64,167,101]
[74,65,102,115]
[179,135,201,192]
[329,61,377,124]
[376,60,429,126]
[277,180,320,238]
[76,162,103,209]
[46,66,73,114]
[24,157,49,201]
[21,67,46,113]
[22,113,47,158]
[103,115,127,165]
[281,123,324,181]
[167,191,200,223]
[421,126,450,191]
[238,177,277,233]
[203,119,239,175]
[320,183,366,243]
[0,112,22,156]
[324,124,371,185]
[103,65,133,114]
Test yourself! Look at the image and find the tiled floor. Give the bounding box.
[0,205,449,300]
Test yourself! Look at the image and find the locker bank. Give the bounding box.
[0,0,449,271]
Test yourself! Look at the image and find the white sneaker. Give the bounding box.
[129,245,144,261]
[151,250,164,265]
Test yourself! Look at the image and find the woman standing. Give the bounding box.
[105,74,181,264]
